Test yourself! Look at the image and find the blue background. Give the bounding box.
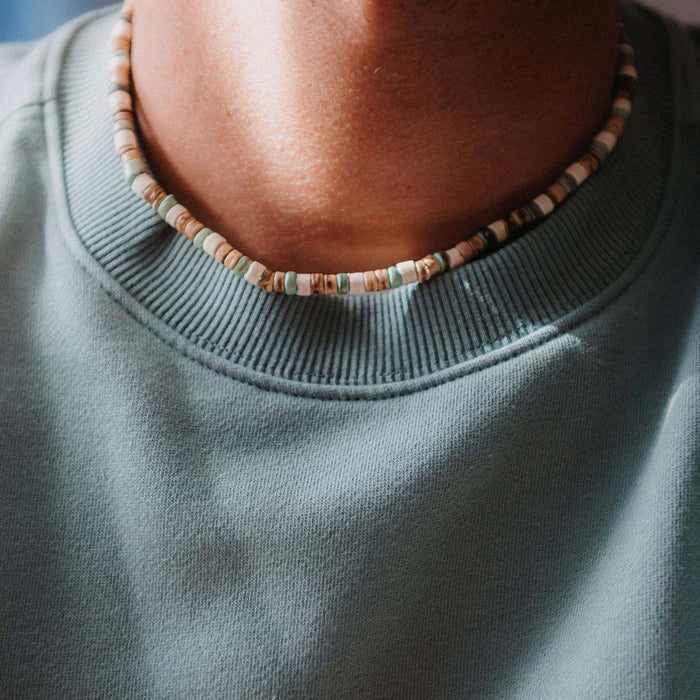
[0,1,115,42]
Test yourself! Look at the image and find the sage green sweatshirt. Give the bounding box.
[1,2,698,697]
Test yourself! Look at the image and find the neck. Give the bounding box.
[131,0,621,273]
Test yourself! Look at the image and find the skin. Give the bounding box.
[131,0,621,273]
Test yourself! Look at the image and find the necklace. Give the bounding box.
[109,1,637,296]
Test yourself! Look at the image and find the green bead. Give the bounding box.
[387,267,403,289]
[432,252,448,272]
[123,158,145,186]
[113,119,134,133]
[193,228,214,249]
[556,173,576,195]
[336,273,350,295]
[284,271,297,295]
[611,106,630,119]
[157,194,178,220]
[232,256,252,278]
[591,140,610,160]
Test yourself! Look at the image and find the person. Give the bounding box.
[0,0,697,696]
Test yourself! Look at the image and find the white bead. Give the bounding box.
[618,43,634,56]
[109,54,130,70]
[243,260,266,284]
[202,232,226,256]
[113,129,137,151]
[131,173,156,197]
[446,247,465,269]
[594,131,617,151]
[486,219,508,243]
[565,162,588,186]
[165,204,188,229]
[617,64,637,80]
[109,90,132,113]
[111,18,133,41]
[612,97,632,113]
[296,274,312,296]
[348,272,366,295]
[396,261,417,285]
[533,194,554,217]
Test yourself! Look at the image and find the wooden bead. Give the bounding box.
[546,182,569,205]
[258,268,275,292]
[324,274,338,295]
[273,271,286,293]
[374,269,391,291]
[415,256,440,282]
[223,249,244,270]
[183,217,205,241]
[215,242,234,264]
[455,241,476,262]
[363,271,378,292]
[310,273,325,294]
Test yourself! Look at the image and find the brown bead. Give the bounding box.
[586,147,604,165]
[215,243,234,264]
[113,111,134,124]
[172,210,192,234]
[182,217,204,241]
[310,273,325,294]
[416,256,441,282]
[414,259,430,282]
[467,236,486,256]
[142,182,167,209]
[603,116,625,137]
[224,249,243,270]
[258,268,275,292]
[111,64,130,86]
[578,153,599,176]
[324,274,338,295]
[546,182,568,205]
[373,269,391,291]
[455,240,476,262]
[119,147,141,165]
[363,270,378,292]
[110,36,131,54]
[273,271,286,293]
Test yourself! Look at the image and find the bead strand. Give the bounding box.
[110,3,636,296]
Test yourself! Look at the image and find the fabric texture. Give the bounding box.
[1,2,698,697]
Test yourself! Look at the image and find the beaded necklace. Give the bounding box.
[109,1,637,296]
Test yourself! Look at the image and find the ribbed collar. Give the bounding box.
[46,2,682,398]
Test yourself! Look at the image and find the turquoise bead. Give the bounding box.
[284,271,297,295]
[193,228,213,249]
[556,174,576,195]
[387,267,402,289]
[233,256,252,277]
[336,273,350,295]
[123,158,145,186]
[591,141,610,160]
[157,194,178,220]
[432,252,448,272]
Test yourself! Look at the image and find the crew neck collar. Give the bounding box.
[46,1,682,399]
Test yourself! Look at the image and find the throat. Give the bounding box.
[131,0,621,273]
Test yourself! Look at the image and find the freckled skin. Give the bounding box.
[132,0,620,272]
